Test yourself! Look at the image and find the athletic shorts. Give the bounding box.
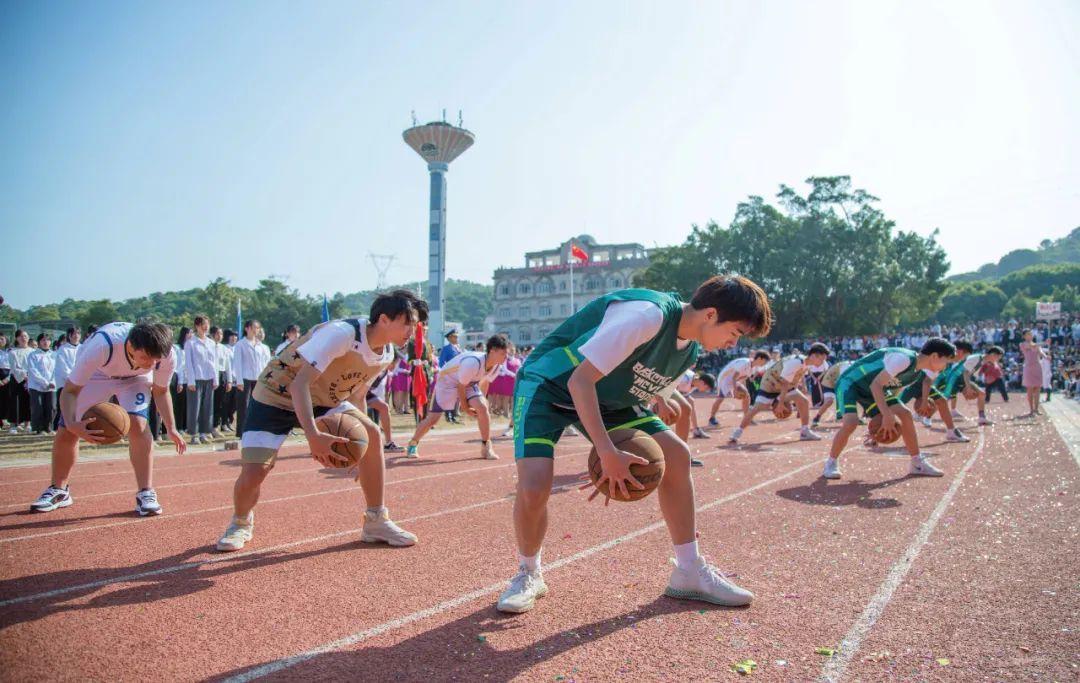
[754,389,780,406]
[833,379,902,419]
[431,381,483,413]
[718,376,751,398]
[58,376,154,427]
[821,384,837,402]
[240,398,375,466]
[512,375,668,459]
[899,379,945,405]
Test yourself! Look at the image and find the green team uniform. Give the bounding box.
[512,289,699,458]
[834,348,928,419]
[900,353,984,403]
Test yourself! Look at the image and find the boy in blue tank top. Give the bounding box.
[496,276,772,613]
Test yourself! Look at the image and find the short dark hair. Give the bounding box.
[36,333,49,344]
[178,326,192,349]
[486,333,510,352]
[128,322,174,358]
[370,289,429,325]
[753,350,771,362]
[193,315,208,327]
[808,342,830,357]
[66,326,80,337]
[920,337,956,358]
[209,325,221,336]
[689,275,772,338]
[87,324,98,335]
[243,319,260,332]
[696,372,716,391]
[954,340,974,354]
[986,345,1004,357]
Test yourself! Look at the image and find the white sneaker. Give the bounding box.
[946,429,970,443]
[216,513,254,552]
[909,454,944,477]
[951,410,965,421]
[360,508,417,547]
[501,427,514,438]
[728,428,743,444]
[480,442,499,460]
[800,428,823,441]
[978,416,993,426]
[664,557,753,606]
[920,416,933,428]
[691,428,709,439]
[135,488,162,516]
[496,565,548,613]
[30,485,72,513]
[565,425,581,437]
[822,458,842,479]
[405,442,419,458]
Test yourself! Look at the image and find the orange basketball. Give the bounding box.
[962,384,979,401]
[588,429,665,502]
[81,403,131,444]
[868,414,901,444]
[315,412,369,467]
[914,398,935,418]
[772,401,793,420]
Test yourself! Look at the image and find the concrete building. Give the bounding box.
[492,235,650,347]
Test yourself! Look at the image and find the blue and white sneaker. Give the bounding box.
[405,442,419,458]
[30,485,72,513]
[135,488,163,516]
[708,417,719,427]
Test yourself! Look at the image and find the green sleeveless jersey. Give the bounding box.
[837,347,925,391]
[520,289,700,411]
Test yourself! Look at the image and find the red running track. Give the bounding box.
[0,399,1076,681]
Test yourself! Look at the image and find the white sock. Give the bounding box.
[519,550,541,571]
[233,512,253,525]
[366,506,387,517]
[674,540,701,570]
[731,427,743,439]
[801,425,812,434]
[826,456,838,466]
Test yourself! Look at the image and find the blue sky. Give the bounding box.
[2,0,1077,309]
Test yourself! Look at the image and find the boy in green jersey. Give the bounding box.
[496,276,772,613]
[900,341,1002,442]
[822,338,955,480]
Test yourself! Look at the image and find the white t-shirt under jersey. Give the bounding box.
[578,300,691,376]
[437,351,502,388]
[718,357,752,384]
[880,351,938,381]
[68,322,175,388]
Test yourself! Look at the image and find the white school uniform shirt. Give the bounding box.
[183,335,218,384]
[0,348,10,370]
[27,349,56,391]
[67,322,176,388]
[231,337,265,382]
[256,342,273,372]
[215,340,233,380]
[8,347,31,383]
[171,344,184,384]
[53,341,80,388]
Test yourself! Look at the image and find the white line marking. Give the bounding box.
[818,431,986,683]
[222,459,821,683]
[0,461,515,544]
[1044,400,1080,469]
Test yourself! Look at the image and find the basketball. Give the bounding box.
[962,384,979,400]
[587,429,665,502]
[81,403,131,444]
[315,412,369,467]
[914,398,935,418]
[772,401,793,420]
[868,414,901,444]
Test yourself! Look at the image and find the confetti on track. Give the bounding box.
[1,400,1076,681]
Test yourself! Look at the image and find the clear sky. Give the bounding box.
[2,0,1077,309]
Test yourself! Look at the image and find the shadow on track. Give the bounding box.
[775,475,911,510]
[210,595,743,682]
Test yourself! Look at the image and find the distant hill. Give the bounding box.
[949,226,1080,282]
[341,279,493,331]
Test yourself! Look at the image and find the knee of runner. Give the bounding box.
[516,479,551,507]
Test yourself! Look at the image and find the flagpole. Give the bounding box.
[569,245,574,316]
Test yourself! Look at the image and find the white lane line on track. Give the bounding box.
[0,481,585,609]
[818,430,986,683]
[1044,400,1080,469]
[221,459,822,683]
[0,460,518,544]
[0,442,502,508]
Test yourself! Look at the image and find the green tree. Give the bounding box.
[81,300,120,328]
[1001,290,1036,320]
[997,263,1080,298]
[25,304,62,320]
[936,281,1008,323]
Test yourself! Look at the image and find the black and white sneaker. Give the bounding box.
[135,488,162,516]
[30,485,72,513]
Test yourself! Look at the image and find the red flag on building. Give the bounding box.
[411,322,429,420]
[570,243,588,262]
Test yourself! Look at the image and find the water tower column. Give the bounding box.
[427,161,448,338]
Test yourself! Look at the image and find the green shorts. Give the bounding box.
[512,376,668,459]
[834,379,902,420]
[899,379,946,405]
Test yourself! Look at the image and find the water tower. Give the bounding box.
[403,111,475,338]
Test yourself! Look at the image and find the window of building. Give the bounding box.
[537,328,549,339]
[538,303,551,317]
[560,303,569,315]
[592,250,609,261]
[609,277,622,288]
[559,281,567,291]
[519,328,531,342]
[585,276,602,290]
[518,282,531,295]
[498,307,511,320]
[537,281,553,295]
[518,305,530,318]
